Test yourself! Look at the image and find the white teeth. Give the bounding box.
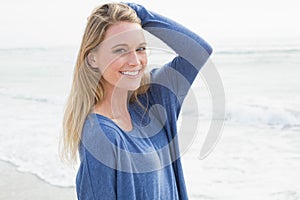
[120,70,139,76]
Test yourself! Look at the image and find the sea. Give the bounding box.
[0,37,299,200]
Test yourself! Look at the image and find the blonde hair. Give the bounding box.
[61,3,149,163]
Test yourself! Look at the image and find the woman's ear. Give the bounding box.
[87,53,97,68]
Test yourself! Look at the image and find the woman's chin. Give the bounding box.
[115,79,143,91]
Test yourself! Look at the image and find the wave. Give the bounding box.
[1,87,299,129]
[225,103,300,129]
[0,88,64,105]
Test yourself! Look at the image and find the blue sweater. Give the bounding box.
[76,3,212,200]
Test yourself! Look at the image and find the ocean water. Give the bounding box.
[0,38,300,199]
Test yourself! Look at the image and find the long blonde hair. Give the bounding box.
[61,3,149,163]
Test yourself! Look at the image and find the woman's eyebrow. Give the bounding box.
[139,42,147,46]
[111,42,147,49]
[111,44,128,49]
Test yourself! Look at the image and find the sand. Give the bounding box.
[0,160,77,200]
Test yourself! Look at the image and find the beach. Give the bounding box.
[0,160,76,200]
[1,38,300,199]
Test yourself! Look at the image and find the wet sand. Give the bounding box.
[0,160,77,200]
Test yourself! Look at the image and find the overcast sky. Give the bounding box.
[0,0,299,48]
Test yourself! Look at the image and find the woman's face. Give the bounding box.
[91,21,148,92]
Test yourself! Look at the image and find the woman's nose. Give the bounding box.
[127,50,141,66]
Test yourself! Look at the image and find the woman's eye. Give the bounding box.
[136,47,147,52]
[113,48,128,54]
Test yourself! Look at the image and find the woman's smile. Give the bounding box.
[119,69,142,77]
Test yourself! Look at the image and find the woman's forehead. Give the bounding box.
[102,22,145,47]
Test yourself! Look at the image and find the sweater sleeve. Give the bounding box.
[126,2,212,114]
[76,144,117,200]
[126,2,212,69]
[76,116,119,200]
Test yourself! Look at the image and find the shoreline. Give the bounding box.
[0,160,77,200]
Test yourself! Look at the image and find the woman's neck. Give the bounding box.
[94,85,133,131]
[97,86,129,115]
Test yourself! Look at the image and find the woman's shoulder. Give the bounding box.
[82,113,124,145]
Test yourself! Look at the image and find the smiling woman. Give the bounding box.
[61,2,212,200]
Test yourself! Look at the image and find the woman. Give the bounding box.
[62,2,212,199]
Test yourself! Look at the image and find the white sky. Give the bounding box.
[0,0,299,48]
